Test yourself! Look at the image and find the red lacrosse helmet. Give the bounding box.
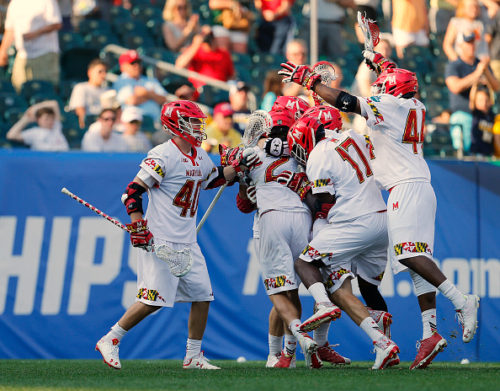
[272,96,310,120]
[287,115,325,167]
[269,108,295,129]
[304,106,342,132]
[161,100,207,147]
[371,68,418,98]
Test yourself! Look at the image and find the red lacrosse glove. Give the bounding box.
[362,50,396,75]
[276,170,312,201]
[126,219,154,251]
[279,61,322,90]
[219,144,242,167]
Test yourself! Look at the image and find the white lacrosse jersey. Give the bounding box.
[307,130,386,223]
[248,149,309,214]
[138,139,219,244]
[358,94,431,190]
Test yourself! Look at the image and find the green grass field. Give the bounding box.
[0,360,498,391]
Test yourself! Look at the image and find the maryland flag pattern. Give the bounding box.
[143,158,165,178]
[325,268,351,289]
[366,98,384,124]
[301,245,333,261]
[264,275,294,290]
[313,179,331,188]
[373,271,385,281]
[137,288,166,303]
[393,241,432,256]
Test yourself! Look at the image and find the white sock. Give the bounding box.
[185,338,202,359]
[422,309,437,339]
[105,322,127,342]
[359,317,386,344]
[438,279,467,309]
[268,334,283,356]
[288,319,305,339]
[313,321,330,347]
[284,334,297,356]
[308,282,331,304]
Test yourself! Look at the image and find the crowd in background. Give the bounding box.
[0,0,499,157]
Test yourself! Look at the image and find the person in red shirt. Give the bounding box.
[175,25,235,89]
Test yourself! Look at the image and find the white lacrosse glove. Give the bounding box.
[239,146,262,171]
[264,138,289,157]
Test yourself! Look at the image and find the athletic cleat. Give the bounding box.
[386,354,400,367]
[456,295,480,343]
[95,338,121,369]
[410,332,447,370]
[266,352,281,368]
[372,339,399,370]
[368,309,392,338]
[317,343,351,365]
[183,351,220,370]
[300,302,341,332]
[298,334,322,369]
[274,351,296,368]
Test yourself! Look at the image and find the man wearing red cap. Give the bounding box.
[202,102,241,153]
[113,49,169,121]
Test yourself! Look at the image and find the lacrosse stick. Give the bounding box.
[61,187,192,277]
[196,183,227,234]
[242,110,273,147]
[311,61,337,105]
[357,11,380,52]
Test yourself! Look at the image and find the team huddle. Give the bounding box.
[94,45,480,371]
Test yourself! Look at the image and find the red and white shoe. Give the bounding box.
[368,309,392,338]
[266,352,281,368]
[300,302,341,332]
[456,295,480,343]
[298,333,322,369]
[386,354,400,367]
[317,343,351,365]
[372,338,399,370]
[273,351,296,368]
[96,338,121,369]
[183,352,220,370]
[410,332,447,370]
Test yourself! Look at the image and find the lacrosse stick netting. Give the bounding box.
[357,11,380,51]
[242,110,273,147]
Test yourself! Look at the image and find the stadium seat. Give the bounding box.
[131,4,160,24]
[59,80,80,104]
[60,48,100,81]
[114,20,150,40]
[4,107,26,125]
[141,115,156,134]
[424,123,455,157]
[28,93,62,108]
[198,86,229,107]
[232,53,252,68]
[84,31,121,51]
[122,33,157,50]
[0,92,28,114]
[62,112,85,149]
[59,31,86,52]
[78,19,113,36]
[0,80,17,95]
[140,47,177,64]
[20,80,57,102]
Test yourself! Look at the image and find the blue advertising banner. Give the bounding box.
[0,150,498,362]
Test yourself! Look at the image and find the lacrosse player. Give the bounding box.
[279,47,480,370]
[96,100,261,370]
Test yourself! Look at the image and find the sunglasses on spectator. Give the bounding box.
[130,60,142,65]
[177,4,187,9]
[101,116,116,121]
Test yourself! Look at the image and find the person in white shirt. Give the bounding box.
[68,59,109,129]
[95,100,262,370]
[0,0,62,91]
[120,106,153,152]
[279,52,480,370]
[81,108,129,152]
[6,100,69,151]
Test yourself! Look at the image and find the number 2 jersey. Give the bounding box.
[138,139,219,244]
[358,94,431,190]
[307,129,386,223]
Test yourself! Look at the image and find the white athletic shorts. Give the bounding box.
[392,28,429,48]
[299,212,388,294]
[387,181,436,274]
[136,240,214,307]
[259,210,312,295]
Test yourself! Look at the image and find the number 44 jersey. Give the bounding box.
[139,139,218,244]
[358,94,431,190]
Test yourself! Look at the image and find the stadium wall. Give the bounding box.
[0,150,498,362]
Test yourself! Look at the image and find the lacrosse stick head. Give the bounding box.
[272,96,310,120]
[155,244,193,277]
[357,11,380,52]
[311,61,337,105]
[242,110,272,147]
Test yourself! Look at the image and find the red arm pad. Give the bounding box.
[236,193,256,213]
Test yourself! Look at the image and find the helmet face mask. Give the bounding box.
[287,115,325,167]
[161,100,207,147]
[371,68,418,98]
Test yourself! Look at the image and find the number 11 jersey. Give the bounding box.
[359,94,430,190]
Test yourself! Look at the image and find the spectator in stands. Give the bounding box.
[229,81,251,134]
[443,0,488,61]
[485,8,500,82]
[6,100,69,151]
[255,0,294,55]
[391,0,429,59]
[162,0,200,52]
[261,70,283,110]
[469,84,500,155]
[282,39,308,97]
[428,0,457,35]
[120,106,153,152]
[81,108,129,152]
[68,59,109,129]
[113,50,168,121]
[202,102,241,153]
[209,0,253,53]
[175,25,235,89]
[0,0,62,92]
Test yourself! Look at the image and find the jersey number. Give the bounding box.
[335,137,373,183]
[402,109,425,154]
[265,157,290,182]
[173,180,202,217]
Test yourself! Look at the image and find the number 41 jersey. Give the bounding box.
[139,139,217,244]
[359,94,431,190]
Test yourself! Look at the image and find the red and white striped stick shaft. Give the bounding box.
[61,187,130,232]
